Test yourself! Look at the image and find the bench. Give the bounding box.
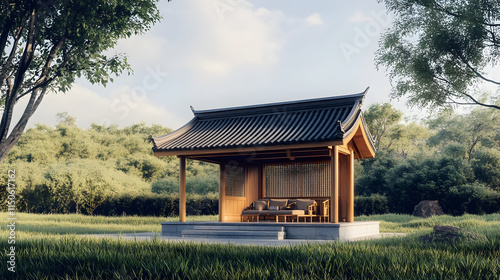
[242,199,318,223]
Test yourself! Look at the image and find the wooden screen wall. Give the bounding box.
[225,165,245,197]
[264,160,331,198]
[221,164,246,222]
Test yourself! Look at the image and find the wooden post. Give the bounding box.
[219,163,225,222]
[179,156,186,222]
[330,146,339,223]
[347,151,355,222]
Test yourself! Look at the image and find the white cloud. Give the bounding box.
[182,1,286,76]
[19,85,180,129]
[306,13,323,26]
[349,11,374,22]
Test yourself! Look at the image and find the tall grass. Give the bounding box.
[1,232,499,279]
[1,213,499,279]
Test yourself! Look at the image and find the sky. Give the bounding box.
[18,0,410,131]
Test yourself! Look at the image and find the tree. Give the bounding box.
[427,107,499,159]
[376,0,500,110]
[364,103,403,149]
[56,112,76,126]
[0,0,163,163]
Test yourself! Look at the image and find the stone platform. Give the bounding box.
[161,221,380,241]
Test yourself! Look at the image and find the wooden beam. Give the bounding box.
[348,150,355,222]
[337,145,351,155]
[179,156,186,222]
[219,164,225,222]
[330,146,339,223]
[153,141,342,157]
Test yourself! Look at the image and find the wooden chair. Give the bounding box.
[320,200,330,222]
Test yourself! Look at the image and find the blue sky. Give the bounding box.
[24,0,407,130]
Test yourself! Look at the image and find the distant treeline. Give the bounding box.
[0,117,218,215]
[357,103,500,215]
[1,105,499,216]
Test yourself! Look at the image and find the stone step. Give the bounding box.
[193,225,285,232]
[182,230,286,240]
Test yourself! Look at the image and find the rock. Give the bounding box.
[420,225,488,243]
[412,200,444,218]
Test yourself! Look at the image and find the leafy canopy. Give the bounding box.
[376,0,500,110]
[0,0,163,163]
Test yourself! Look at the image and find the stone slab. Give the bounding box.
[162,221,380,241]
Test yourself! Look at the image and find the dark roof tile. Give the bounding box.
[152,88,374,152]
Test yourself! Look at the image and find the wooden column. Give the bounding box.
[219,163,225,222]
[330,146,339,223]
[347,151,355,222]
[179,156,186,222]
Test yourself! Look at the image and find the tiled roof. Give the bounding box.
[152,88,374,152]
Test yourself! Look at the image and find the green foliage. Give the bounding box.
[427,107,500,159]
[0,118,205,215]
[386,156,475,213]
[445,182,500,215]
[152,174,219,195]
[152,177,178,194]
[357,103,500,215]
[471,148,500,191]
[116,153,166,182]
[354,194,389,216]
[0,0,166,163]
[364,103,403,149]
[376,0,500,110]
[96,193,219,217]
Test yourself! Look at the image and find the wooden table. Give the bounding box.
[297,214,314,223]
[241,213,259,222]
[275,214,297,223]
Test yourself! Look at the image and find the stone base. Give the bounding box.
[161,221,380,241]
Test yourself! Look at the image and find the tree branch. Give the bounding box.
[461,92,500,110]
[7,86,48,145]
[0,25,24,91]
[431,1,500,27]
[460,58,500,85]
[0,7,38,142]
[434,75,500,110]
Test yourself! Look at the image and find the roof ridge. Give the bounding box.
[192,88,369,120]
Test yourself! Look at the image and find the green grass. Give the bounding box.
[0,212,217,235]
[357,213,500,238]
[1,213,499,279]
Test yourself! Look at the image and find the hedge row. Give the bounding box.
[94,194,219,217]
[5,191,389,217]
[95,194,390,217]
[354,194,389,216]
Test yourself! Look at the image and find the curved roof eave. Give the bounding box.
[151,88,375,155]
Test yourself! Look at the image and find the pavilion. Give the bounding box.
[152,88,376,228]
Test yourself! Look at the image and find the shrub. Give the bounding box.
[151,175,219,195]
[95,193,218,217]
[386,156,474,214]
[151,177,178,194]
[471,149,500,191]
[442,182,500,215]
[354,194,389,216]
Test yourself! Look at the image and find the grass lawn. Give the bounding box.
[1,213,499,279]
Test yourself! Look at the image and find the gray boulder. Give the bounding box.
[412,200,444,218]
